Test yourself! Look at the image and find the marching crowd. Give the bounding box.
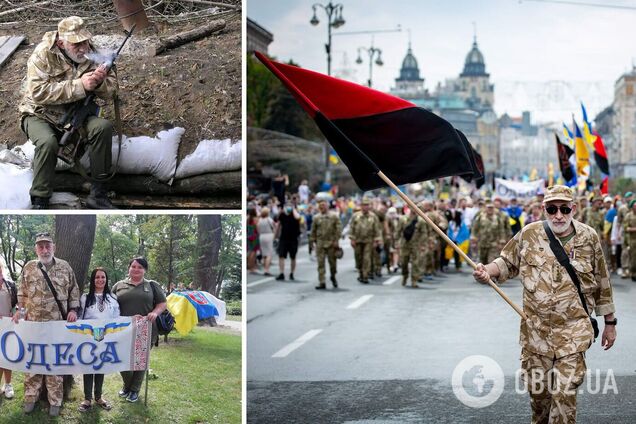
[247,181,636,288]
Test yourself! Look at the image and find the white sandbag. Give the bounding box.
[0,163,33,209]
[81,127,183,182]
[50,192,81,208]
[15,141,74,171]
[174,139,241,179]
[0,149,30,167]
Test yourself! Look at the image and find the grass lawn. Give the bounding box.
[225,315,242,322]
[0,329,241,424]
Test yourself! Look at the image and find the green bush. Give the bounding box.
[226,301,242,316]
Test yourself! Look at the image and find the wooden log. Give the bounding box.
[177,0,240,10]
[0,1,55,17]
[110,195,240,209]
[150,19,225,56]
[52,171,241,196]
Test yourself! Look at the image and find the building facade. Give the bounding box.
[247,18,273,54]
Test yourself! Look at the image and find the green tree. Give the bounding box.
[246,54,281,127]
[0,215,53,281]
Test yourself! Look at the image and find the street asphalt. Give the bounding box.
[247,242,636,423]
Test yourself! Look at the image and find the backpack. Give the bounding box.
[402,218,418,242]
[150,281,175,335]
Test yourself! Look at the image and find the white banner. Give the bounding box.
[0,316,151,375]
[494,178,545,199]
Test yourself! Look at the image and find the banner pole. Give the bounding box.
[377,171,528,320]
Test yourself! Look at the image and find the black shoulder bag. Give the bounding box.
[542,221,599,341]
[37,262,68,320]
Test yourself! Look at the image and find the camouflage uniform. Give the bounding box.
[472,212,506,265]
[19,16,117,201]
[623,211,636,277]
[17,257,80,407]
[310,210,342,287]
[350,211,382,282]
[399,215,429,286]
[493,219,615,424]
[372,210,387,276]
[421,210,443,275]
[617,204,630,276]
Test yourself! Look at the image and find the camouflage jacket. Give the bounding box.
[19,31,118,128]
[349,211,382,244]
[623,211,636,246]
[310,212,342,246]
[398,215,430,249]
[472,213,505,246]
[493,220,615,358]
[17,257,80,322]
[586,209,605,239]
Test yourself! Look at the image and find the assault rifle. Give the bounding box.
[57,24,136,164]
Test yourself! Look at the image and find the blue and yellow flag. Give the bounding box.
[329,148,339,165]
[574,121,589,178]
[581,102,597,149]
[166,290,227,335]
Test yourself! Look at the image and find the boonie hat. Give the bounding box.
[543,185,574,203]
[35,232,53,244]
[58,16,92,43]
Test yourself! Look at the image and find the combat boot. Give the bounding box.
[24,402,36,413]
[330,275,338,288]
[31,196,50,209]
[49,405,60,417]
[86,182,115,209]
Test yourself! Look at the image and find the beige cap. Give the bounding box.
[543,185,574,203]
[360,198,371,205]
[58,16,92,43]
[35,232,54,244]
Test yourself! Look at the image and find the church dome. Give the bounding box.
[461,37,488,77]
[396,44,423,82]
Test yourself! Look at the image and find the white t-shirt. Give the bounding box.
[79,293,120,320]
[298,184,310,203]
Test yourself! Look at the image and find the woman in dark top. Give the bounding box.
[111,257,167,403]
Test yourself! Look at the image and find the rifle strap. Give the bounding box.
[37,262,67,320]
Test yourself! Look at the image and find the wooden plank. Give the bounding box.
[0,35,25,68]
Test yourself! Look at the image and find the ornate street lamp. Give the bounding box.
[310,2,345,76]
[356,45,383,87]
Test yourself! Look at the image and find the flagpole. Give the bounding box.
[377,171,528,321]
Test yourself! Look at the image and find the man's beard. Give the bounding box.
[547,216,573,235]
[38,254,53,265]
[64,48,87,64]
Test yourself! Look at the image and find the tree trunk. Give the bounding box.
[150,19,226,56]
[54,215,96,293]
[195,215,222,293]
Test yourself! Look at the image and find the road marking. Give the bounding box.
[247,277,275,287]
[383,276,401,286]
[346,294,374,309]
[272,329,323,358]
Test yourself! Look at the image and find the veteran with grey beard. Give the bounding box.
[473,185,617,424]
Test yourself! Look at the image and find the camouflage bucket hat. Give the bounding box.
[35,232,53,244]
[543,185,574,203]
[58,16,92,43]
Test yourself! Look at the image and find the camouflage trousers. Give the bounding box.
[354,242,373,280]
[621,244,630,277]
[401,243,421,285]
[316,244,337,284]
[521,350,587,424]
[628,242,636,276]
[478,244,499,266]
[24,373,63,406]
[422,248,434,274]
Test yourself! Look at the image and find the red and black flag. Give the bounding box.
[456,130,485,188]
[555,133,575,183]
[592,132,609,175]
[255,52,479,191]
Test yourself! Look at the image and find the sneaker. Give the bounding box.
[275,273,284,281]
[118,388,130,398]
[289,273,295,281]
[126,391,139,403]
[3,383,14,399]
[49,405,61,417]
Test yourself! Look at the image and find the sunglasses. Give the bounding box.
[545,205,572,215]
[35,232,50,237]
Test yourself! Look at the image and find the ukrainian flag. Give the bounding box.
[574,121,589,178]
[581,102,597,149]
[166,290,227,335]
[329,148,339,165]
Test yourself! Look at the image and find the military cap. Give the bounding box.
[35,232,54,244]
[485,200,494,207]
[630,199,636,209]
[591,194,603,203]
[58,16,92,43]
[543,185,574,203]
[604,196,613,203]
[625,191,633,198]
[360,198,370,205]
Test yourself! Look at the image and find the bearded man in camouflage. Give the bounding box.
[473,185,617,424]
[13,232,80,416]
[19,16,117,209]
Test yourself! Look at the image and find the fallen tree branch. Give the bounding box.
[176,0,240,10]
[0,0,55,18]
[149,18,225,55]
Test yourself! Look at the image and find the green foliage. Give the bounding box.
[218,215,242,300]
[89,216,140,288]
[246,54,281,127]
[0,215,54,281]
[225,300,242,316]
[0,330,241,423]
[611,177,636,196]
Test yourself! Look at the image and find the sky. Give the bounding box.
[248,0,636,122]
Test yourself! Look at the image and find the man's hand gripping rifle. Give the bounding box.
[57,24,135,165]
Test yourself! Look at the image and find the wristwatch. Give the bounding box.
[604,318,617,325]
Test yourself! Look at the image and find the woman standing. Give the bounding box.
[78,268,120,412]
[0,267,16,400]
[246,208,260,273]
[111,257,167,403]
[257,207,276,275]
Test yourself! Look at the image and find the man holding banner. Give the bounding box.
[13,232,80,416]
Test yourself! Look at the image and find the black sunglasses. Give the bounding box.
[545,205,572,215]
